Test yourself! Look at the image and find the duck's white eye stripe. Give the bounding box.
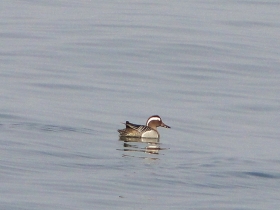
[146,117,161,125]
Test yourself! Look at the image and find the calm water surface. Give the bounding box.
[1,0,280,209]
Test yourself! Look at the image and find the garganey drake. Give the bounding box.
[118,115,170,138]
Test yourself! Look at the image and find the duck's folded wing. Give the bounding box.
[126,122,152,133]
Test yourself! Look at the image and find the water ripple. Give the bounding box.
[241,171,280,179]
[0,122,95,135]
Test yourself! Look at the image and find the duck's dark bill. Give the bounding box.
[161,123,170,128]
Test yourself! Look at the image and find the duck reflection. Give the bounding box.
[119,137,161,155]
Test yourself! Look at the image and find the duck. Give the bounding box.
[118,115,170,138]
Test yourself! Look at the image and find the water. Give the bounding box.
[1,0,280,209]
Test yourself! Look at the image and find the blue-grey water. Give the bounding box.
[1,0,280,209]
